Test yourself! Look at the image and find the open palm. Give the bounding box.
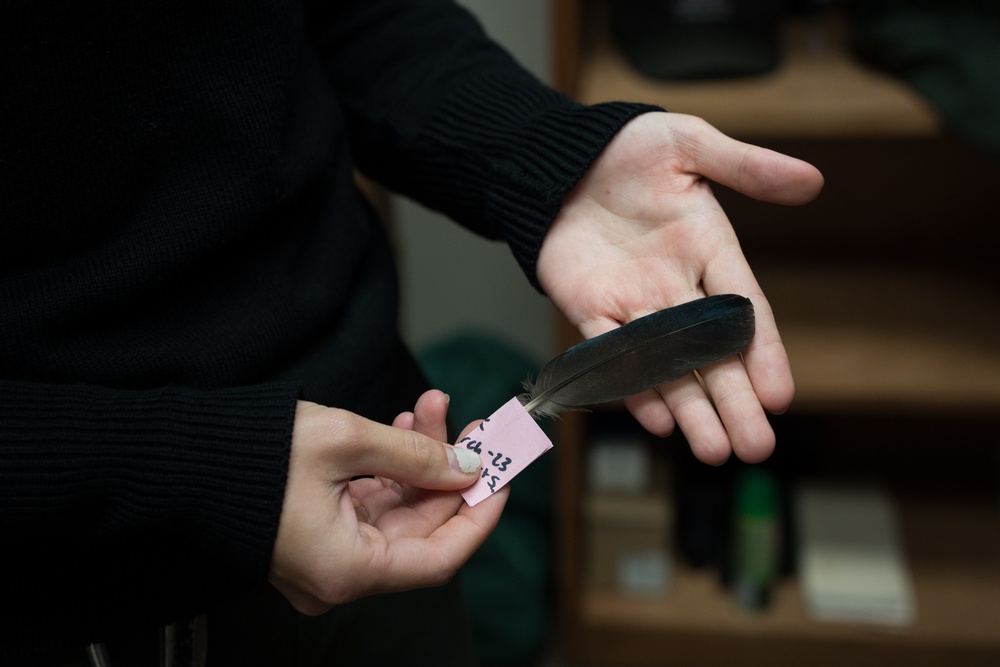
[537,112,823,464]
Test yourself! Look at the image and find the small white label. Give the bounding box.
[617,550,672,596]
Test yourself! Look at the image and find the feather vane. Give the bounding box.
[521,294,755,418]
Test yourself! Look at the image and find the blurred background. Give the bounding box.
[386,2,1000,666]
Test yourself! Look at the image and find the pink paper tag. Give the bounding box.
[459,396,553,506]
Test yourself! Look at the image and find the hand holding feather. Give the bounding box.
[535,112,818,462]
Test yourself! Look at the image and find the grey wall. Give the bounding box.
[391,0,555,363]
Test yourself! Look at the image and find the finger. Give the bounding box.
[392,411,415,430]
[332,411,481,490]
[695,252,787,460]
[701,251,795,415]
[363,417,488,539]
[578,302,697,441]
[623,390,676,437]
[653,373,733,465]
[412,389,450,443]
[679,114,824,205]
[358,486,510,596]
[696,357,776,464]
[456,419,485,439]
[371,390,454,522]
[359,485,465,540]
[740,294,795,415]
[349,475,404,515]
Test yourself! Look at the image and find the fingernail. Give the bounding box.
[447,445,481,474]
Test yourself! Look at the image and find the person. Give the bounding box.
[0,0,823,664]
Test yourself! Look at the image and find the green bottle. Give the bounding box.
[733,467,781,610]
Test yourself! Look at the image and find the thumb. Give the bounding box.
[330,410,482,490]
[676,114,824,205]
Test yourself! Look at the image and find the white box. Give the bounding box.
[795,482,916,627]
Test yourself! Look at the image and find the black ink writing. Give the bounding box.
[459,436,483,454]
[491,453,511,471]
[480,467,501,492]
[458,418,519,494]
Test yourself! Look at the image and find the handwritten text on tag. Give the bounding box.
[459,397,553,506]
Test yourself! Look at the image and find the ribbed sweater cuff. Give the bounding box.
[0,380,299,582]
[418,73,663,289]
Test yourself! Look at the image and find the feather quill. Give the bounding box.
[521,294,755,418]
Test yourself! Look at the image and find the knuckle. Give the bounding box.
[319,585,355,608]
[400,430,438,470]
[324,410,367,459]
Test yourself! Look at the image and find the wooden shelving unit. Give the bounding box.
[550,1,1000,665]
[565,3,940,138]
[565,479,1000,666]
[758,263,1000,415]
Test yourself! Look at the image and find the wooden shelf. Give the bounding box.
[569,496,1000,667]
[757,264,1000,416]
[573,3,940,139]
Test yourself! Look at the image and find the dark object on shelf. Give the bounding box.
[611,0,785,80]
[850,1,1000,160]
[674,448,734,572]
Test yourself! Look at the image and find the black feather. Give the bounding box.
[521,294,755,418]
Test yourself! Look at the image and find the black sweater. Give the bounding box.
[0,0,656,656]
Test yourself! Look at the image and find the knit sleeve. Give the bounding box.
[0,379,299,651]
[307,0,662,288]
